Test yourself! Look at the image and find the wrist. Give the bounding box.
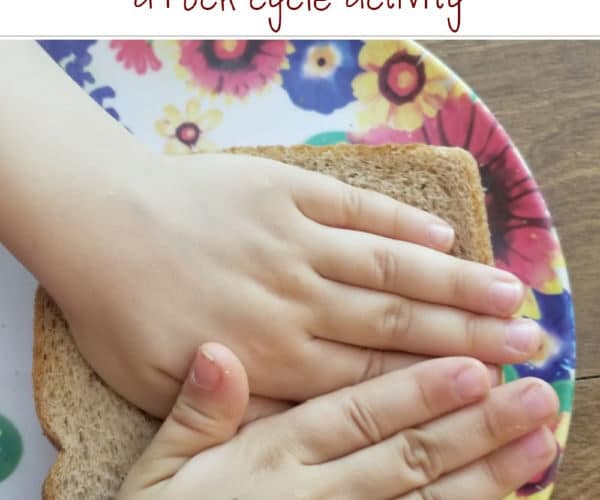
[0,41,154,290]
[0,145,155,300]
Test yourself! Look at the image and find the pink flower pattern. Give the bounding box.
[178,40,289,98]
[110,40,162,75]
[350,94,559,289]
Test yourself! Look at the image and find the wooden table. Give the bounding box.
[423,41,600,499]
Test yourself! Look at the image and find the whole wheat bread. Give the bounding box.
[33,144,493,500]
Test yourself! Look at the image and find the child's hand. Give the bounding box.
[118,343,558,500]
[48,152,538,418]
[0,43,540,419]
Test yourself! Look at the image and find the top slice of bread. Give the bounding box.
[33,144,493,500]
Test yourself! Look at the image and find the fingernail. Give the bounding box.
[506,319,543,354]
[427,223,455,249]
[488,279,523,315]
[521,427,556,460]
[190,346,222,391]
[455,365,489,401]
[520,383,556,420]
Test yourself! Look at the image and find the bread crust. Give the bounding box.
[33,287,60,500]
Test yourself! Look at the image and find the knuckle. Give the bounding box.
[391,206,405,236]
[280,265,313,299]
[379,299,413,346]
[341,186,363,223]
[373,246,398,290]
[170,397,235,442]
[358,348,385,383]
[449,261,469,299]
[480,403,504,444]
[396,429,444,483]
[341,393,384,445]
[464,313,482,352]
[413,486,443,500]
[482,455,506,490]
[415,375,437,417]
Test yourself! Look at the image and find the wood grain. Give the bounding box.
[422,41,600,499]
[551,378,600,499]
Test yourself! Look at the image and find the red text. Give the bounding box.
[345,0,462,33]
[249,0,331,32]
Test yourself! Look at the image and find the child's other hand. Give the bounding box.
[118,343,558,500]
[48,152,541,418]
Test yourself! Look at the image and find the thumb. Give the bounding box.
[122,343,249,494]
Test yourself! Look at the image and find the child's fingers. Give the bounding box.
[318,378,558,499]
[122,343,248,494]
[290,172,455,252]
[309,279,543,364]
[401,427,558,500]
[309,226,524,317]
[243,335,498,403]
[286,357,491,464]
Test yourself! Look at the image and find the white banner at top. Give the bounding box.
[0,0,598,37]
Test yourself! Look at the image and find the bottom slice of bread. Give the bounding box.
[33,144,493,500]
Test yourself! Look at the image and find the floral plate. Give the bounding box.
[0,40,575,499]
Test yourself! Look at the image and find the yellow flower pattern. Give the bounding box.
[155,99,222,154]
[352,41,453,131]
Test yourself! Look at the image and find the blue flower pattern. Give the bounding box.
[515,290,576,381]
[37,40,120,120]
[282,40,363,114]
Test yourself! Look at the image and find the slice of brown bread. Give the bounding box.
[33,144,493,500]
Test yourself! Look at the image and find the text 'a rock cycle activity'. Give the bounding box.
[133,0,463,33]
